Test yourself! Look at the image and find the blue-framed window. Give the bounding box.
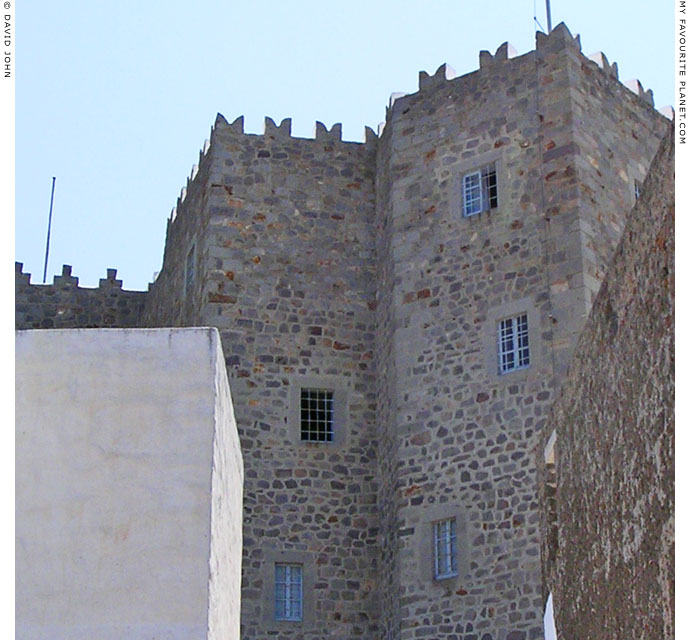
[433,518,458,579]
[462,165,498,216]
[275,563,303,621]
[498,313,530,374]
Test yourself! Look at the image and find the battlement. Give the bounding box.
[166,22,669,229]
[171,134,213,220]
[379,22,670,134]
[16,262,143,290]
[211,112,378,145]
[14,21,673,640]
[15,262,146,330]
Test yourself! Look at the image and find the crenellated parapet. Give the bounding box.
[166,110,378,231]
[15,262,147,330]
[587,51,619,79]
[479,41,519,68]
[212,111,378,146]
[380,22,670,133]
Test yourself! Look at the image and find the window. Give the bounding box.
[275,563,303,621]
[634,180,642,200]
[498,313,530,374]
[300,388,334,442]
[185,244,195,294]
[289,376,349,447]
[462,165,498,216]
[433,518,458,579]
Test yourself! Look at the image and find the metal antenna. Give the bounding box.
[42,177,56,284]
[546,0,552,33]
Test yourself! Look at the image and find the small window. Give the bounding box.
[185,244,195,295]
[275,563,303,621]
[634,180,642,200]
[300,388,334,442]
[463,165,498,216]
[498,313,530,374]
[433,518,458,579]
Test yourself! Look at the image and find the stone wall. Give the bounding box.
[376,42,555,640]
[209,118,380,640]
[538,126,674,639]
[372,23,668,640]
[15,21,672,640]
[147,114,383,639]
[571,52,667,309]
[141,135,215,328]
[15,328,243,640]
[15,263,146,329]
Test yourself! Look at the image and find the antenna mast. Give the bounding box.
[42,177,56,284]
[546,0,552,33]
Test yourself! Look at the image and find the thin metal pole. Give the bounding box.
[546,0,552,33]
[42,177,56,284]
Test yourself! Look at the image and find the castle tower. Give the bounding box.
[374,23,668,640]
[17,23,670,640]
[143,114,382,637]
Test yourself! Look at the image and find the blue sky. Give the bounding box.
[15,1,674,291]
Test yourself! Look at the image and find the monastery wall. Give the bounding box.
[13,22,672,640]
[538,126,674,640]
[141,133,216,327]
[534,29,669,372]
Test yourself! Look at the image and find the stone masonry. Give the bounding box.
[538,127,674,639]
[16,23,672,640]
[15,263,146,329]
[372,24,667,640]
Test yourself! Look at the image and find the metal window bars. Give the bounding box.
[300,388,334,442]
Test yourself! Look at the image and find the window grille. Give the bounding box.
[433,518,458,579]
[300,388,334,442]
[463,165,498,216]
[498,313,530,374]
[275,563,303,621]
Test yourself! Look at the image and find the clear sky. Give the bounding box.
[15,1,674,291]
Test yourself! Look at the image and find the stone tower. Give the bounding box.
[373,24,667,640]
[142,105,382,638]
[16,22,670,640]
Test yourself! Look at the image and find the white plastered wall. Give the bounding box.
[16,328,242,640]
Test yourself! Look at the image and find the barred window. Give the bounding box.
[433,518,458,579]
[498,313,530,374]
[275,563,303,621]
[300,388,334,442]
[462,165,498,216]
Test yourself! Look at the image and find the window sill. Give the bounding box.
[498,363,530,375]
[434,572,459,581]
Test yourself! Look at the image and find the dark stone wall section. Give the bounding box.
[539,127,673,640]
[15,263,146,329]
